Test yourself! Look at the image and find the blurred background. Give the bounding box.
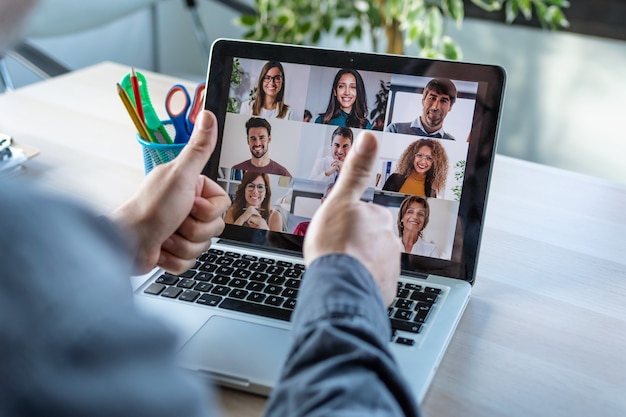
[1,0,625,184]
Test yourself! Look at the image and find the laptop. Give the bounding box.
[133,38,506,403]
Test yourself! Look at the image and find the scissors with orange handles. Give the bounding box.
[165,82,206,144]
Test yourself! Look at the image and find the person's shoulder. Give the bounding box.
[269,160,291,176]
[314,115,323,124]
[442,132,455,140]
[232,160,251,170]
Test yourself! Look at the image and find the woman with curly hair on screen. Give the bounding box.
[382,138,449,198]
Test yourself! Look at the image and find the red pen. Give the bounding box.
[130,67,145,123]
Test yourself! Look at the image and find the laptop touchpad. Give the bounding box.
[178,315,291,385]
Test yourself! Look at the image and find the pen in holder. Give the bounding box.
[136,121,185,174]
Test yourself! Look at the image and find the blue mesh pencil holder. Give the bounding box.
[136,121,185,174]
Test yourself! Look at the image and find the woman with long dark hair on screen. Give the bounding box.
[240,61,293,120]
[315,68,372,129]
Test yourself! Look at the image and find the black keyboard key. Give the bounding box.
[156,274,179,285]
[285,279,300,289]
[177,278,196,289]
[242,254,258,262]
[267,275,285,285]
[233,269,252,279]
[266,266,285,275]
[225,251,241,258]
[216,266,235,275]
[281,288,298,298]
[229,278,247,288]
[277,260,293,268]
[410,292,438,304]
[265,295,285,306]
[263,285,282,295]
[208,248,224,255]
[245,282,265,292]
[284,298,297,310]
[180,290,200,302]
[194,282,213,292]
[397,288,410,299]
[246,292,267,303]
[161,287,183,299]
[395,337,415,346]
[219,298,292,321]
[260,257,276,265]
[395,299,414,310]
[230,289,249,299]
[179,269,196,279]
[414,303,432,323]
[249,263,268,272]
[405,283,422,291]
[144,283,165,295]
[250,272,269,282]
[233,259,251,269]
[195,272,212,282]
[211,285,231,296]
[199,263,217,273]
[425,286,442,294]
[211,275,230,286]
[390,319,422,334]
[285,269,302,279]
[216,256,235,266]
[196,294,222,306]
[199,253,217,262]
[393,309,412,320]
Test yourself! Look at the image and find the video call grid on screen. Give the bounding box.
[215,56,480,262]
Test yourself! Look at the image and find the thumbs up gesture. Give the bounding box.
[303,132,401,306]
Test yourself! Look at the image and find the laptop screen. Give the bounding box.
[203,39,505,284]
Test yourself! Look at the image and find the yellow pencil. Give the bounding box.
[116,82,153,143]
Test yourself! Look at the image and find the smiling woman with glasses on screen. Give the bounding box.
[382,138,449,198]
[239,61,293,120]
[224,171,282,231]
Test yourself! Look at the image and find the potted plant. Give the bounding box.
[237,0,569,59]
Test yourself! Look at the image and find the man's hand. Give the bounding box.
[303,132,401,306]
[111,110,231,275]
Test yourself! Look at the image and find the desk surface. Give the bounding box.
[1,62,625,417]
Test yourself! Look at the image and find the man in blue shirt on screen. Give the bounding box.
[386,77,457,140]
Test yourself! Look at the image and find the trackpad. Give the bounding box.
[178,315,291,386]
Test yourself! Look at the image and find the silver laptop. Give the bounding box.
[134,39,506,403]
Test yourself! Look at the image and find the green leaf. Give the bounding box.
[504,0,519,23]
[238,14,258,27]
[442,36,462,61]
[518,0,532,20]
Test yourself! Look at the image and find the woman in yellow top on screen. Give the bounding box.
[240,61,293,120]
[315,68,372,129]
[224,171,281,231]
[382,138,449,198]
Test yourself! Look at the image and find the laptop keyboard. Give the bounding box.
[143,248,442,346]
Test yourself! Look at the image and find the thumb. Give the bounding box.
[172,110,217,174]
[327,131,378,203]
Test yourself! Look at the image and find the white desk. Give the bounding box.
[1,62,625,417]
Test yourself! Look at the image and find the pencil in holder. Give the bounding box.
[136,121,185,174]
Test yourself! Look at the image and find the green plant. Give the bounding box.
[451,159,466,201]
[237,0,569,59]
[227,58,244,113]
[369,79,390,131]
